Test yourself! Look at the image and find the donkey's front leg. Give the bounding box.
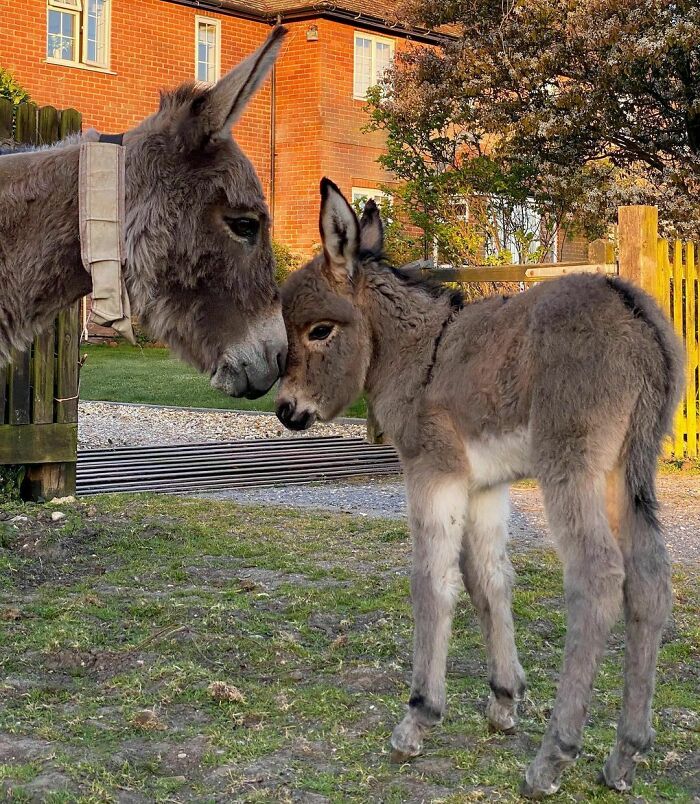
[391,472,467,762]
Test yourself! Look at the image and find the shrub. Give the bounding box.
[272,240,302,285]
[0,465,25,502]
[0,69,30,105]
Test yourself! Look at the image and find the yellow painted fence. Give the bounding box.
[654,239,699,458]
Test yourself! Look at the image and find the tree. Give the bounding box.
[371,0,700,239]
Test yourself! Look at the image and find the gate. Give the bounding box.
[0,100,82,499]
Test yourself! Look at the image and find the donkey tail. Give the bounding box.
[606,277,685,529]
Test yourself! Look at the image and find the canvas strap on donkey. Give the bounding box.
[78,140,136,344]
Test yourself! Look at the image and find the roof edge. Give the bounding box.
[161,0,456,43]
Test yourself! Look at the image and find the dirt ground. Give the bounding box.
[0,492,698,803]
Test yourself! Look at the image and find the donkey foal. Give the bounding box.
[276,180,684,797]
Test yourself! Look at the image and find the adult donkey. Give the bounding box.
[276,180,684,797]
[0,27,287,398]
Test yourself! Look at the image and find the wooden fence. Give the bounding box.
[0,101,82,499]
[619,206,699,459]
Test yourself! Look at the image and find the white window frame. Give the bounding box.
[352,187,390,207]
[82,0,112,68]
[46,0,111,71]
[353,32,395,100]
[47,1,80,65]
[195,16,222,84]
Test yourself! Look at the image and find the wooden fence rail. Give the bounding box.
[0,101,82,499]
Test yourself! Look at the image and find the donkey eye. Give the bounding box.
[309,324,334,341]
[225,216,260,242]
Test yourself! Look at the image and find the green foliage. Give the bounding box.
[272,239,302,284]
[0,465,25,501]
[0,68,30,105]
[365,84,567,267]
[378,0,700,238]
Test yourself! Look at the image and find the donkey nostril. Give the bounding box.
[277,401,293,425]
[276,347,287,375]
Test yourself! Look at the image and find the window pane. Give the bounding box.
[85,0,108,65]
[47,10,76,60]
[354,36,372,97]
[197,22,217,82]
[374,41,392,83]
[48,10,62,34]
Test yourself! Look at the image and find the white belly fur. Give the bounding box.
[465,428,532,489]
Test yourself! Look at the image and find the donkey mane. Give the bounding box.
[0,133,81,157]
[367,258,465,309]
[0,144,38,156]
[158,82,209,112]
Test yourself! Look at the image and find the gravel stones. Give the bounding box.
[78,402,365,449]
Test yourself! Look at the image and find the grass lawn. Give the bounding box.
[79,343,368,418]
[0,495,697,802]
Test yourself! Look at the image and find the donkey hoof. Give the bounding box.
[486,694,518,733]
[600,760,637,792]
[390,719,423,762]
[390,747,418,764]
[519,777,561,800]
[520,765,561,799]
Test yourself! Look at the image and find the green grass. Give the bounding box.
[79,343,368,417]
[0,496,697,802]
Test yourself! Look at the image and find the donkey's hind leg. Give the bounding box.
[522,474,625,799]
[390,471,467,762]
[460,484,526,733]
[602,476,672,791]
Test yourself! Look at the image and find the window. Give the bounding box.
[484,199,545,264]
[196,17,221,83]
[352,187,390,210]
[353,33,394,99]
[46,0,110,69]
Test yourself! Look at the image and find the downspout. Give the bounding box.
[269,14,281,239]
[269,60,277,238]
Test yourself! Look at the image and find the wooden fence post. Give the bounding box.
[617,206,658,291]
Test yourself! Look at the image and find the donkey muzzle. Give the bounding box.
[211,310,287,399]
[276,400,316,431]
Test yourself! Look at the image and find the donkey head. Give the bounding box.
[276,178,382,428]
[121,27,287,398]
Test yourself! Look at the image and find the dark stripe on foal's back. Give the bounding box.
[425,294,464,385]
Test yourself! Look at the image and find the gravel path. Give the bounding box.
[78,401,366,448]
[77,402,698,564]
[202,475,700,564]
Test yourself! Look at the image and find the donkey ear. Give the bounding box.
[359,199,384,256]
[319,178,360,283]
[193,26,287,142]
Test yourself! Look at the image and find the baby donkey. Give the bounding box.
[276,179,683,798]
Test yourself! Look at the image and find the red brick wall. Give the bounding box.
[271,21,323,251]
[0,1,273,195]
[1,2,410,257]
[274,19,404,255]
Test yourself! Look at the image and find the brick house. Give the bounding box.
[0,0,451,258]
